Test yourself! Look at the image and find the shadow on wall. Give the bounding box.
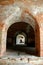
[35,19,40,56]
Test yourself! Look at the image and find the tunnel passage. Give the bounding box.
[6,22,35,55]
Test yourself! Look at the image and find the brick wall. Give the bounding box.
[0,0,43,57]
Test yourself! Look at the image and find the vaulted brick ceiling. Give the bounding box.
[0,0,14,5]
[0,0,43,5]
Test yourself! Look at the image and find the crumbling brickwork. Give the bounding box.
[0,0,43,56]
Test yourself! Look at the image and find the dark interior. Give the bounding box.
[6,22,35,55]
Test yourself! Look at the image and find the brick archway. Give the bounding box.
[6,22,35,54]
[0,8,40,57]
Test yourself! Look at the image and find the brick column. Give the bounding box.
[1,26,7,56]
[35,21,40,56]
[35,14,43,56]
[40,22,43,56]
[0,23,7,57]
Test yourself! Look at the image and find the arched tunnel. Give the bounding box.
[6,22,35,55]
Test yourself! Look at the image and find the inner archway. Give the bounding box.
[6,22,35,55]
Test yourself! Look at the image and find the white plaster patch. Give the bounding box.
[4,6,22,26]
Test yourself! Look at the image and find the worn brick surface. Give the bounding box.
[0,0,43,57]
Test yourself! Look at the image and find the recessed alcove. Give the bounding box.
[6,22,35,55]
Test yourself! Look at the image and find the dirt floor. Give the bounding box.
[0,50,43,65]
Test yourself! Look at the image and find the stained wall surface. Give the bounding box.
[0,0,43,56]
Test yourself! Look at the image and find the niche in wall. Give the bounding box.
[6,22,35,55]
